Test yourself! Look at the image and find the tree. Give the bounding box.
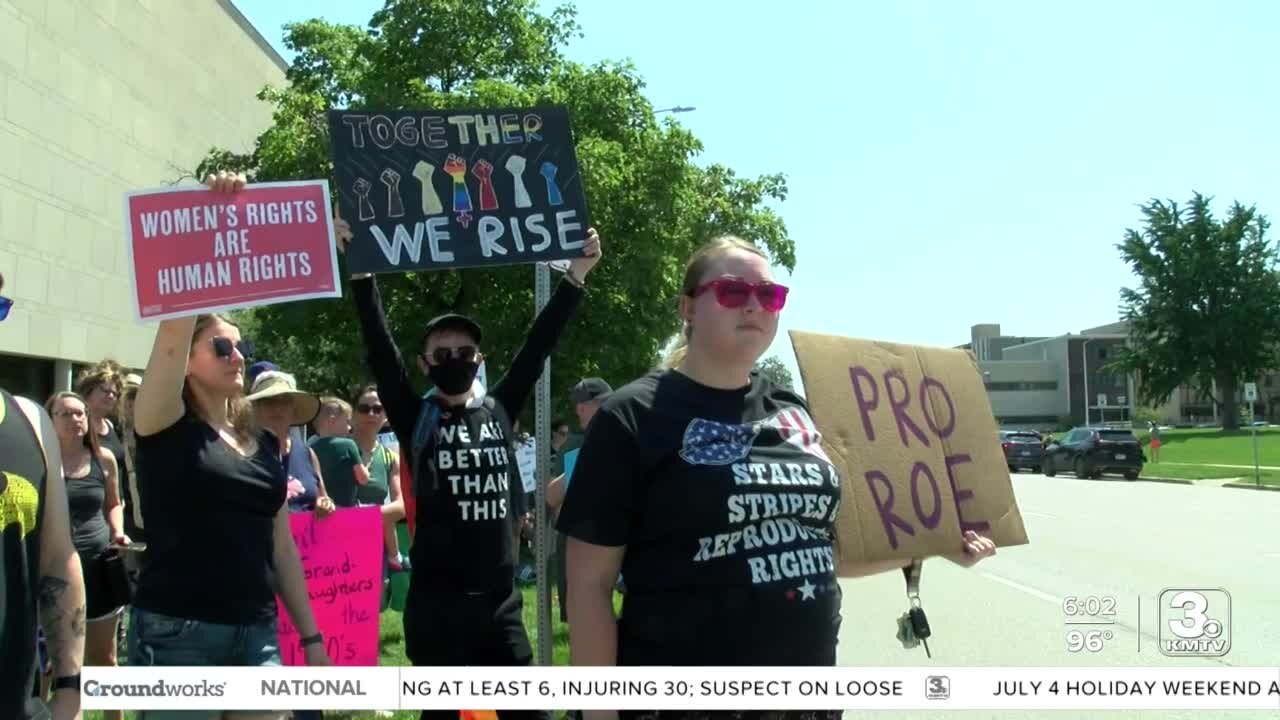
[201,0,794,423]
[1111,193,1280,430]
[755,356,796,392]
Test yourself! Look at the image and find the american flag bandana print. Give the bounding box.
[679,418,761,466]
[764,406,832,463]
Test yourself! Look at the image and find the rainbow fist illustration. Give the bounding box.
[444,153,474,227]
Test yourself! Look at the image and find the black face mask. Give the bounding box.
[428,357,479,396]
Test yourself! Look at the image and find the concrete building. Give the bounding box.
[967,320,1280,429]
[0,0,285,400]
[963,323,1135,430]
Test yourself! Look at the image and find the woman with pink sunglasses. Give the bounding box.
[558,236,998,720]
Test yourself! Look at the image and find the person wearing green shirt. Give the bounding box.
[351,386,407,572]
[309,397,366,507]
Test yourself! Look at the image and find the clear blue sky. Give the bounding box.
[235,0,1280,392]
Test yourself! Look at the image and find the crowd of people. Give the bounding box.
[0,171,998,720]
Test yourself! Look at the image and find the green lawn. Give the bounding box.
[1137,426,1280,466]
[83,585,605,720]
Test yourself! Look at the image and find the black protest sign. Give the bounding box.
[328,106,591,274]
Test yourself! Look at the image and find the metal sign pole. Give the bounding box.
[1252,400,1261,488]
[533,262,553,667]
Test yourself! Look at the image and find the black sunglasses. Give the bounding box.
[0,296,12,322]
[211,336,255,360]
[356,403,385,415]
[427,345,478,364]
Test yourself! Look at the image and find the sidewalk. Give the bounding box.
[1157,461,1280,470]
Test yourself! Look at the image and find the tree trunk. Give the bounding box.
[1218,372,1239,430]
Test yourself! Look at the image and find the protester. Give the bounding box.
[310,397,368,508]
[350,385,408,580]
[129,171,329,708]
[1149,421,1162,462]
[557,236,997,720]
[547,379,612,622]
[47,391,128,720]
[76,362,139,547]
[247,371,333,517]
[334,201,602,720]
[0,271,86,720]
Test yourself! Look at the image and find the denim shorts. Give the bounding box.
[127,607,282,720]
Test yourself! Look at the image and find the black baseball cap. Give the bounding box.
[572,378,613,404]
[421,313,483,346]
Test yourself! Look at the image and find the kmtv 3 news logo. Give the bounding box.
[1159,588,1231,657]
[925,676,950,700]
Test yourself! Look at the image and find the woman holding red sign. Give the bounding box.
[557,236,999,720]
[128,172,330,716]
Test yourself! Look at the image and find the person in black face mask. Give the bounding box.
[337,209,602,720]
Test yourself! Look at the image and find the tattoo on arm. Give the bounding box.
[38,575,86,674]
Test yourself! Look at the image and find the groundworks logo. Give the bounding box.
[84,680,227,698]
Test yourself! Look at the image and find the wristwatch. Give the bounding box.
[52,674,80,692]
[300,632,324,648]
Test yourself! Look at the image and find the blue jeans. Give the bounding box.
[126,607,282,720]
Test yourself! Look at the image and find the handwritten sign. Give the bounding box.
[789,330,1029,570]
[327,106,591,274]
[123,180,340,321]
[276,506,382,666]
[515,438,537,493]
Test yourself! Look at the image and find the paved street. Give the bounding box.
[836,473,1280,719]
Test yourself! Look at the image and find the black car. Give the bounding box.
[1042,427,1145,480]
[1000,430,1045,472]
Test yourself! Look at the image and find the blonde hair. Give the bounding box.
[184,314,257,449]
[319,396,352,418]
[660,236,770,369]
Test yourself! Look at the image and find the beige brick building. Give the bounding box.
[0,0,285,399]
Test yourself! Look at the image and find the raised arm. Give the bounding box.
[349,277,424,440]
[491,229,602,419]
[19,397,85,714]
[132,317,196,436]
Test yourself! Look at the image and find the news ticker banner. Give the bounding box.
[82,667,1280,712]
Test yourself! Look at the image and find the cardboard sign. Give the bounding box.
[276,506,382,666]
[516,438,537,493]
[789,330,1029,571]
[124,181,340,321]
[327,106,591,274]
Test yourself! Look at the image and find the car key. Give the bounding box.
[909,604,932,658]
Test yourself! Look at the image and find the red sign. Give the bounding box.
[124,180,341,320]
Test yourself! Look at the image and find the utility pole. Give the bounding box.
[533,262,552,666]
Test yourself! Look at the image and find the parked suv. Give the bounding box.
[1000,430,1044,473]
[1043,426,1144,480]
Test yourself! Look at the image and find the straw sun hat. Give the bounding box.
[246,370,320,426]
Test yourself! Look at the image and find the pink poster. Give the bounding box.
[276,506,383,666]
[123,180,341,321]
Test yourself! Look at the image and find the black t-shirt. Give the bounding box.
[0,391,47,719]
[133,414,286,625]
[352,275,581,594]
[557,370,843,666]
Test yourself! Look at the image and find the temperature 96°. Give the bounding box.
[1066,629,1114,653]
